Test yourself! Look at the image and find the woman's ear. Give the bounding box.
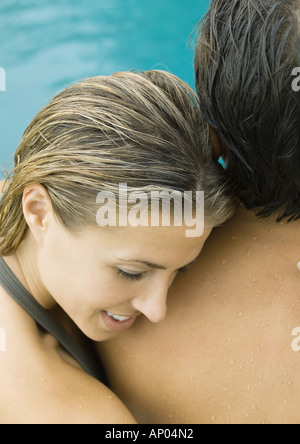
[22,184,53,244]
[208,125,229,163]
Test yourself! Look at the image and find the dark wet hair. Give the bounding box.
[195,0,300,221]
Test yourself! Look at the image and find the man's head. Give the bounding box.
[195,0,300,221]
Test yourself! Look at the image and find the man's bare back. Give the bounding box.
[97,205,300,424]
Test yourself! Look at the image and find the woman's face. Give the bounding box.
[33,214,211,341]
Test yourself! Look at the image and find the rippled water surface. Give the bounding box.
[0,0,210,172]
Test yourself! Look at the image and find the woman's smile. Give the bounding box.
[101,310,138,332]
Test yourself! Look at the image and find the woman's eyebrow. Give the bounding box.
[116,258,166,270]
[116,253,202,270]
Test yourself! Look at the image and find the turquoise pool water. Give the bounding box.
[0,0,210,173]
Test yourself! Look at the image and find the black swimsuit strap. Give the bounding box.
[0,256,107,384]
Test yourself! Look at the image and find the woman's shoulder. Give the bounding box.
[45,338,136,424]
[1,333,136,424]
[0,293,135,424]
[35,349,137,424]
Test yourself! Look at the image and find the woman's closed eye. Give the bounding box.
[117,266,188,282]
[117,269,145,281]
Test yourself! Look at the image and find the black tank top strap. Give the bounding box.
[0,256,107,384]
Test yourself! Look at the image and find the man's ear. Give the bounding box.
[22,184,53,244]
[208,125,229,162]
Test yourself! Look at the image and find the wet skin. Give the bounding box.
[97,205,300,424]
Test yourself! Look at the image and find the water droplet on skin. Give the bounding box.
[252,236,258,241]
[250,358,255,363]
[252,405,258,411]
[252,276,257,282]
[245,413,249,418]
[247,384,251,391]
[238,312,243,317]
[260,342,265,348]
[297,262,300,271]
[240,365,245,370]
[290,273,295,278]
[284,400,288,405]
[292,302,296,308]
[211,416,216,422]
[230,359,235,365]
[222,259,227,265]
[227,405,232,411]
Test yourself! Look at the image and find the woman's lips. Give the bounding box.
[101,310,137,332]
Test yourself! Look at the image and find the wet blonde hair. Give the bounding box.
[0,70,235,255]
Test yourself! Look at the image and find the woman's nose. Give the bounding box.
[130,282,168,323]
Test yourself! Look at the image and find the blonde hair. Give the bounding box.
[0,70,235,255]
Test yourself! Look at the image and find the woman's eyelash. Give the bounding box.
[118,266,188,281]
[117,269,145,281]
